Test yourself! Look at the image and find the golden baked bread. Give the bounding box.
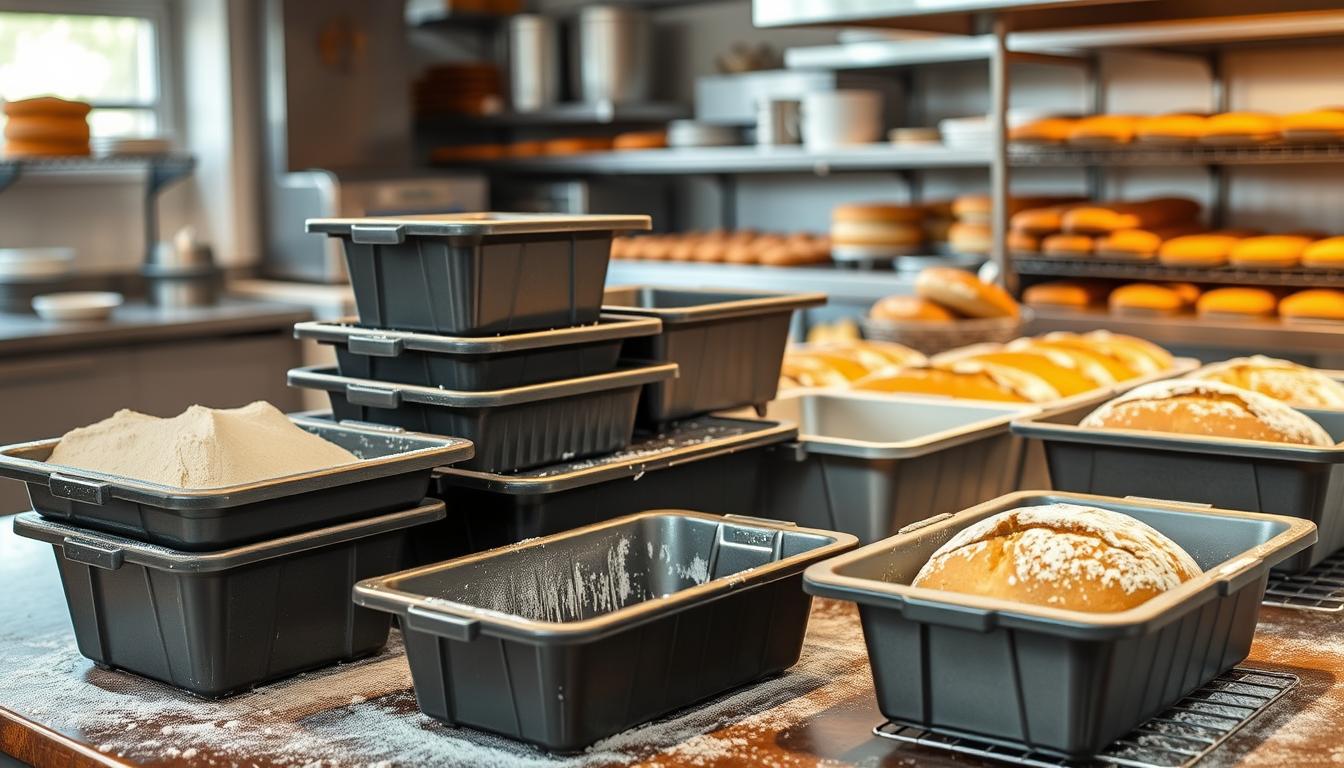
[936,349,1098,396]
[612,130,666,150]
[912,503,1202,612]
[3,114,90,143]
[1195,287,1278,319]
[832,203,924,225]
[1008,338,1133,384]
[1007,229,1041,253]
[1201,112,1282,144]
[1040,233,1095,258]
[2,138,91,157]
[1009,117,1077,145]
[509,140,547,157]
[1109,283,1185,316]
[542,136,614,155]
[951,195,1083,225]
[1022,281,1104,309]
[1040,330,1172,375]
[1158,232,1254,267]
[1135,113,1208,145]
[1190,355,1344,409]
[947,222,992,255]
[1279,289,1344,322]
[783,350,872,382]
[830,220,924,247]
[1010,203,1086,236]
[1228,235,1316,268]
[869,294,957,323]
[925,216,954,243]
[1068,115,1140,146]
[845,339,928,369]
[1302,236,1344,268]
[1081,379,1334,446]
[2,96,92,118]
[429,143,507,162]
[780,355,852,389]
[852,365,1046,403]
[915,267,1020,319]
[1282,108,1344,142]
[1062,198,1202,235]
[1094,225,1206,261]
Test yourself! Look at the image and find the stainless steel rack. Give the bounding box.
[1026,307,1344,355]
[1011,143,1344,167]
[1013,258,1344,288]
[1264,553,1344,613]
[873,667,1298,768]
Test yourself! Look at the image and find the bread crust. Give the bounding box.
[1191,355,1344,409]
[915,268,1020,319]
[1280,289,1344,321]
[869,294,957,322]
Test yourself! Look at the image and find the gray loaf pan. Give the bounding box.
[803,491,1316,759]
[1013,402,1344,573]
[602,286,826,424]
[14,500,447,698]
[749,392,1038,543]
[0,415,473,550]
[307,213,649,336]
[293,314,662,391]
[287,362,677,472]
[353,510,858,752]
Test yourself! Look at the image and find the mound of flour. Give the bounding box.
[49,401,357,489]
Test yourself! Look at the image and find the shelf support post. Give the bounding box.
[989,15,1013,292]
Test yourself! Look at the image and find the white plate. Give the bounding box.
[32,291,123,322]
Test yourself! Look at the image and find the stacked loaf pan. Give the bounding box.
[293,214,826,560]
[0,415,473,696]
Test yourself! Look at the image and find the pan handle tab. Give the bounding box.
[349,223,405,245]
[1214,556,1263,596]
[49,473,112,506]
[62,537,125,570]
[348,335,405,357]
[898,513,955,536]
[346,383,401,409]
[405,604,481,642]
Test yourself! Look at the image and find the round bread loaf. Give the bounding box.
[1195,287,1278,318]
[2,138,91,157]
[1022,281,1100,309]
[1229,235,1315,268]
[912,503,1202,612]
[3,114,90,143]
[613,130,666,151]
[1280,289,1344,322]
[915,267,1020,319]
[1109,283,1185,316]
[1190,355,1344,409]
[2,96,92,118]
[947,222,992,254]
[1095,225,1206,261]
[832,203,924,225]
[1010,203,1084,236]
[1040,330,1172,375]
[1080,379,1334,446]
[1007,229,1041,253]
[1158,232,1248,267]
[1303,236,1344,268]
[1041,233,1094,257]
[1282,108,1344,142]
[1008,338,1131,384]
[1009,117,1077,145]
[1201,112,1282,144]
[869,294,957,322]
[1062,198,1202,235]
[852,365,1049,403]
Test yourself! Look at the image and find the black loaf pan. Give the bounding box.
[804,490,1316,759]
[14,500,447,698]
[421,415,796,564]
[602,286,826,425]
[353,510,858,752]
[307,213,650,336]
[292,313,662,391]
[1013,402,1344,573]
[287,362,677,473]
[0,415,473,551]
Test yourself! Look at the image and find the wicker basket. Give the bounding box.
[860,310,1029,355]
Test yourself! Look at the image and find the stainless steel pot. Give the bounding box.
[569,6,650,104]
[508,14,559,112]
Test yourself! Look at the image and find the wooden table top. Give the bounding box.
[2,512,1342,768]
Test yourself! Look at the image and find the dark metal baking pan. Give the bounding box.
[13,500,447,698]
[748,392,1037,543]
[1013,403,1344,573]
[293,313,661,391]
[287,362,677,472]
[420,415,796,564]
[601,286,826,424]
[307,213,650,336]
[0,415,472,551]
[353,510,858,752]
[804,490,1316,759]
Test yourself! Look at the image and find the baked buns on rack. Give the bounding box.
[912,503,1202,612]
[1189,355,1344,409]
[1080,379,1334,446]
[915,267,1020,319]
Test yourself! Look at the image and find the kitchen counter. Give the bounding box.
[0,299,312,357]
[2,514,1342,768]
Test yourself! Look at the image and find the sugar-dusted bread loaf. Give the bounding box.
[1190,355,1344,409]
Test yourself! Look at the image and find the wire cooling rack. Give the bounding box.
[1262,552,1344,612]
[874,667,1298,768]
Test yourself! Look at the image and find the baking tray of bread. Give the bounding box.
[286,362,677,473]
[352,510,857,752]
[601,286,826,424]
[307,213,650,336]
[14,499,447,698]
[0,414,473,551]
[292,314,662,391]
[1012,379,1344,572]
[744,392,1035,543]
[803,490,1316,759]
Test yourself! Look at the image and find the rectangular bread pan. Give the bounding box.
[746,392,1038,543]
[602,286,826,424]
[352,510,858,752]
[307,213,650,336]
[293,313,662,391]
[13,499,447,698]
[287,362,677,473]
[804,490,1316,759]
[420,415,796,564]
[0,415,472,551]
[1013,402,1344,573]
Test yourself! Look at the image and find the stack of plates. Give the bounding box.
[91,136,174,157]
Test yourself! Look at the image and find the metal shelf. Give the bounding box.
[439,144,992,175]
[607,259,916,303]
[418,102,689,129]
[0,154,195,194]
[1026,306,1344,354]
[1011,143,1344,167]
[1013,257,1344,288]
[786,35,1001,70]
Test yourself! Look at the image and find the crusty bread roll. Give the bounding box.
[1302,236,1344,268]
[1007,229,1041,253]
[869,294,957,322]
[852,364,1053,403]
[951,195,1083,225]
[1201,112,1282,144]
[3,138,91,157]
[1109,283,1186,316]
[543,136,614,155]
[1062,198,1202,235]
[831,220,924,247]
[840,340,929,370]
[912,503,1202,612]
[1022,280,1104,310]
[780,355,852,389]
[1094,225,1206,261]
[1068,115,1140,146]
[1040,330,1173,375]
[1190,355,1344,409]
[1080,379,1334,446]
[1135,113,1208,145]
[1158,231,1255,267]
[1008,338,1132,383]
[1009,117,1077,145]
[1040,233,1094,258]
[2,114,91,143]
[947,222,992,255]
[915,267,1020,319]
[1279,289,1344,322]
[1195,287,1278,319]
[1170,282,1201,307]
[1228,235,1316,268]
[832,203,924,225]
[1282,108,1344,142]
[1010,203,1086,236]
[782,350,873,382]
[935,349,1099,396]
